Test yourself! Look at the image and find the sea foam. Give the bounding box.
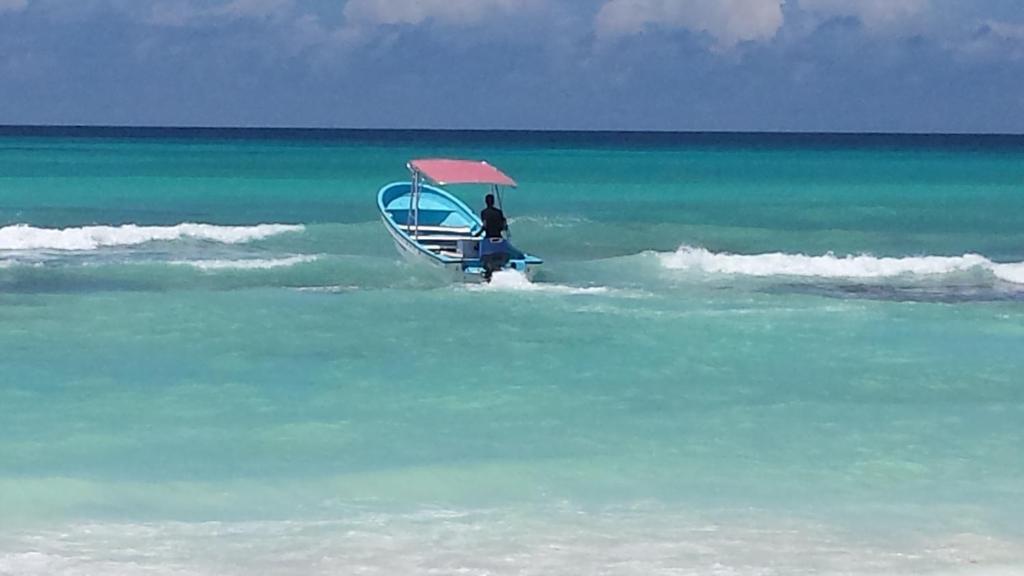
[169,255,319,271]
[992,262,1024,284]
[661,245,1024,284]
[469,270,611,295]
[0,223,304,251]
[2,511,1022,576]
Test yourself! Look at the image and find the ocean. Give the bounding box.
[1,127,1023,575]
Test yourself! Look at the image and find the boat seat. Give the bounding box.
[399,224,474,234]
[417,242,462,259]
[408,235,476,242]
[420,245,462,261]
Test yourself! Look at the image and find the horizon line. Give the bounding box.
[2,124,1023,138]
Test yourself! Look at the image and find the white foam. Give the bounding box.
[661,245,1024,284]
[0,258,44,269]
[0,223,304,251]
[992,262,1024,284]
[507,216,593,228]
[470,270,610,295]
[294,285,360,293]
[169,255,318,271]
[2,510,1022,576]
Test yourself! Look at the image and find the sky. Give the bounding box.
[1,0,1023,132]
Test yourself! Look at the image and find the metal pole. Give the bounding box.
[412,172,420,238]
[495,185,510,241]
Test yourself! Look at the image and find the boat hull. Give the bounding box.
[381,214,538,283]
[377,182,542,283]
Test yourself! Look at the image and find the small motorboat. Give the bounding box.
[377,158,543,282]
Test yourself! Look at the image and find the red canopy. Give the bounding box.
[409,158,517,187]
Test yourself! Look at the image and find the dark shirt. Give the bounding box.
[480,206,506,238]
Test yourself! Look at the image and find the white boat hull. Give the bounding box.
[381,215,537,283]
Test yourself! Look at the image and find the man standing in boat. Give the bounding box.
[481,194,507,239]
[480,193,509,281]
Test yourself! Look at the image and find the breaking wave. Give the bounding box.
[169,255,319,271]
[506,215,594,228]
[0,223,304,251]
[466,270,611,295]
[2,510,1022,576]
[994,263,1024,284]
[661,246,1024,285]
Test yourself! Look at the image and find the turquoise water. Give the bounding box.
[2,130,1023,575]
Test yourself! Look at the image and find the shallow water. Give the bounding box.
[2,129,1023,574]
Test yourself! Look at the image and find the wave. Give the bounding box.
[466,270,611,295]
[168,255,319,271]
[293,285,361,293]
[0,223,304,251]
[507,215,593,228]
[994,263,1024,284]
[3,513,1021,576]
[661,246,1024,285]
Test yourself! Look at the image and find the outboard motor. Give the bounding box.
[480,237,511,281]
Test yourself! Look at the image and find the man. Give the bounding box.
[480,193,507,238]
[479,194,509,281]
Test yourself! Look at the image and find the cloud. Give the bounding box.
[0,0,27,13]
[214,0,294,19]
[959,19,1024,62]
[982,19,1024,41]
[798,0,929,28]
[595,0,784,46]
[343,0,541,27]
[144,0,295,27]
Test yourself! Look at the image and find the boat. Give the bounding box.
[377,158,543,282]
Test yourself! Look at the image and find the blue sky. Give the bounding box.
[1,0,1022,132]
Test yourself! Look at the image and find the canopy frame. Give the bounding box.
[406,158,516,239]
